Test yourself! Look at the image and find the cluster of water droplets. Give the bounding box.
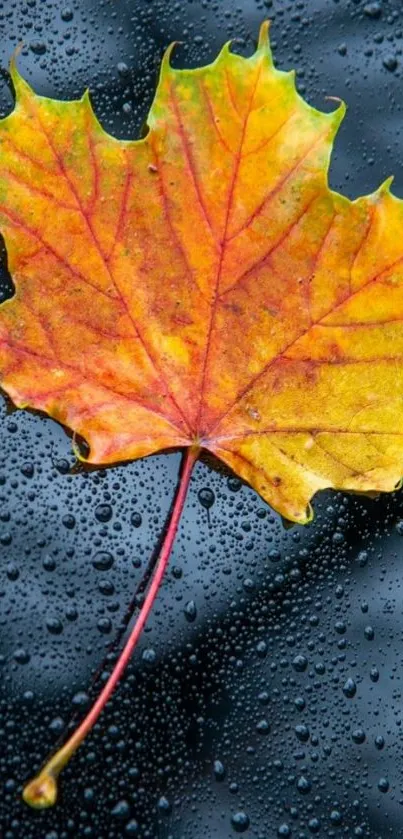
[1,0,403,835]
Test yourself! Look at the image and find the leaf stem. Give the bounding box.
[23,445,199,809]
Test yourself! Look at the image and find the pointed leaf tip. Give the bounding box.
[9,46,34,102]
[161,41,181,75]
[292,503,314,526]
[368,175,395,204]
[256,20,273,65]
[258,20,271,49]
[304,504,314,525]
[72,432,89,464]
[324,97,346,135]
[9,45,22,85]
[81,87,92,106]
[380,175,394,194]
[9,41,24,68]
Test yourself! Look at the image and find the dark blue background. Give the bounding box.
[1,1,403,837]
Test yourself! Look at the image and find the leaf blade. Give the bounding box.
[1,23,403,520]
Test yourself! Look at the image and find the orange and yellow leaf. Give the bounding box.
[1,22,403,522]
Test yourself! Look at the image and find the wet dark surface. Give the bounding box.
[1,1,403,837]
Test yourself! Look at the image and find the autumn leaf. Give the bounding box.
[1,21,403,807]
[3,23,403,525]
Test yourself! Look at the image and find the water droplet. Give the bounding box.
[43,555,56,571]
[227,476,242,492]
[54,458,70,474]
[125,820,139,835]
[213,759,225,781]
[6,562,19,581]
[49,716,65,734]
[14,647,30,664]
[21,461,34,478]
[297,775,312,794]
[375,735,385,750]
[117,61,130,76]
[295,723,310,743]
[364,2,382,18]
[184,600,197,622]
[248,406,261,421]
[256,718,270,735]
[72,691,90,708]
[61,6,74,21]
[256,640,267,658]
[30,40,47,55]
[357,550,368,566]
[46,617,63,635]
[292,654,308,672]
[65,605,78,621]
[231,811,250,832]
[98,578,115,596]
[97,617,112,634]
[111,799,131,818]
[198,487,215,509]
[343,677,357,698]
[352,728,366,744]
[142,648,156,666]
[378,777,389,793]
[330,810,342,826]
[95,503,112,522]
[383,55,398,72]
[92,550,114,571]
[157,795,171,813]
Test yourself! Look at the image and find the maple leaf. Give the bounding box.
[1,21,403,807]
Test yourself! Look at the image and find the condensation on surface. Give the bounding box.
[1,1,403,837]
